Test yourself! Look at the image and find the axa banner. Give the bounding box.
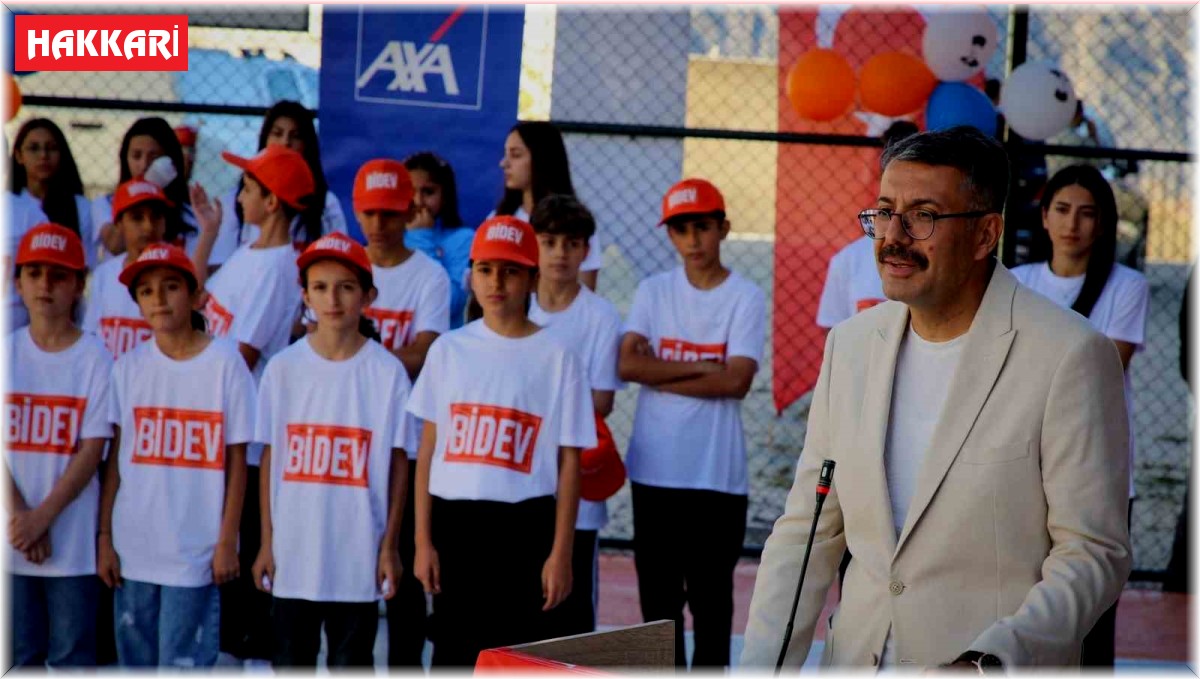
[319,6,525,240]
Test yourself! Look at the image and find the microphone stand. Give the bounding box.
[775,459,836,674]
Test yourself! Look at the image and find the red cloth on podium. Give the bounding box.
[475,648,613,674]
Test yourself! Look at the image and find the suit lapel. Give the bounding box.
[894,265,1019,556]
[858,303,909,560]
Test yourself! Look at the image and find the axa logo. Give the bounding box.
[357,42,460,96]
[15,15,188,72]
[355,6,486,110]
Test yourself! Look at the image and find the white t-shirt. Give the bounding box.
[816,236,886,329]
[81,256,153,360]
[366,250,451,354]
[5,329,113,577]
[108,337,256,588]
[6,192,49,331]
[407,320,597,504]
[529,287,623,531]
[210,188,347,265]
[202,243,302,382]
[879,324,966,666]
[255,337,413,603]
[624,267,766,495]
[1011,261,1149,497]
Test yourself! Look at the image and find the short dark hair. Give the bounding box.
[881,121,919,150]
[530,194,596,241]
[881,126,1010,213]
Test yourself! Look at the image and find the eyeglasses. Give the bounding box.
[858,208,995,241]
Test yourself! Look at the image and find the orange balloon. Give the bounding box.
[6,76,21,122]
[786,49,856,122]
[859,51,937,117]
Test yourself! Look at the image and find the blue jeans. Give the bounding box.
[114,579,220,667]
[9,574,99,668]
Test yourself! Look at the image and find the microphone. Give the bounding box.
[775,459,836,674]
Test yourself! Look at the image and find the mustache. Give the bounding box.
[878,244,929,270]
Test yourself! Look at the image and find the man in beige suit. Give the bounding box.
[742,127,1131,670]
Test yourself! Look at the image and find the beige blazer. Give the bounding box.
[741,264,1132,669]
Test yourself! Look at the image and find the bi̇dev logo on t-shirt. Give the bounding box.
[364,308,414,351]
[132,407,224,470]
[6,394,86,455]
[659,338,727,363]
[99,317,153,359]
[283,424,372,488]
[445,403,542,474]
[202,294,234,338]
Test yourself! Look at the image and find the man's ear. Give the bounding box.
[975,213,1003,261]
[720,219,732,240]
[264,192,281,215]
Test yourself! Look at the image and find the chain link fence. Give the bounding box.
[5,5,1192,580]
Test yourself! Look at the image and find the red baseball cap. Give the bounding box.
[297,233,373,283]
[353,159,414,214]
[659,178,726,225]
[221,145,315,210]
[580,415,626,502]
[118,242,198,291]
[470,216,539,268]
[16,223,86,271]
[111,178,173,222]
[174,125,198,148]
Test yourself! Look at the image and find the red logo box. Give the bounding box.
[15,15,188,72]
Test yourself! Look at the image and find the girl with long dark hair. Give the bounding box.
[9,119,93,265]
[492,121,602,289]
[1011,164,1149,668]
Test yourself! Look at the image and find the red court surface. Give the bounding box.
[595,552,1191,663]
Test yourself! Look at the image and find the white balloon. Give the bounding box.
[922,9,999,81]
[1000,61,1078,140]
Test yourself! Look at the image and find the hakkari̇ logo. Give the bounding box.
[15,15,189,72]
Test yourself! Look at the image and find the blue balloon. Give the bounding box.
[925,82,997,137]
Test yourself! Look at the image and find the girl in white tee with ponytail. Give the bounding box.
[408,215,596,667]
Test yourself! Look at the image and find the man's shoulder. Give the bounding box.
[1010,278,1103,346]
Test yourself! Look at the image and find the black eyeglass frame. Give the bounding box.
[857,208,996,240]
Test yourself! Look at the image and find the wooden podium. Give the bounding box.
[475,620,675,674]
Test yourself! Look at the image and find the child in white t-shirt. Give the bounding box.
[408,215,596,667]
[251,233,412,669]
[351,158,450,668]
[618,178,766,669]
[82,179,209,360]
[6,224,113,668]
[188,143,315,663]
[97,243,254,668]
[528,195,624,637]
